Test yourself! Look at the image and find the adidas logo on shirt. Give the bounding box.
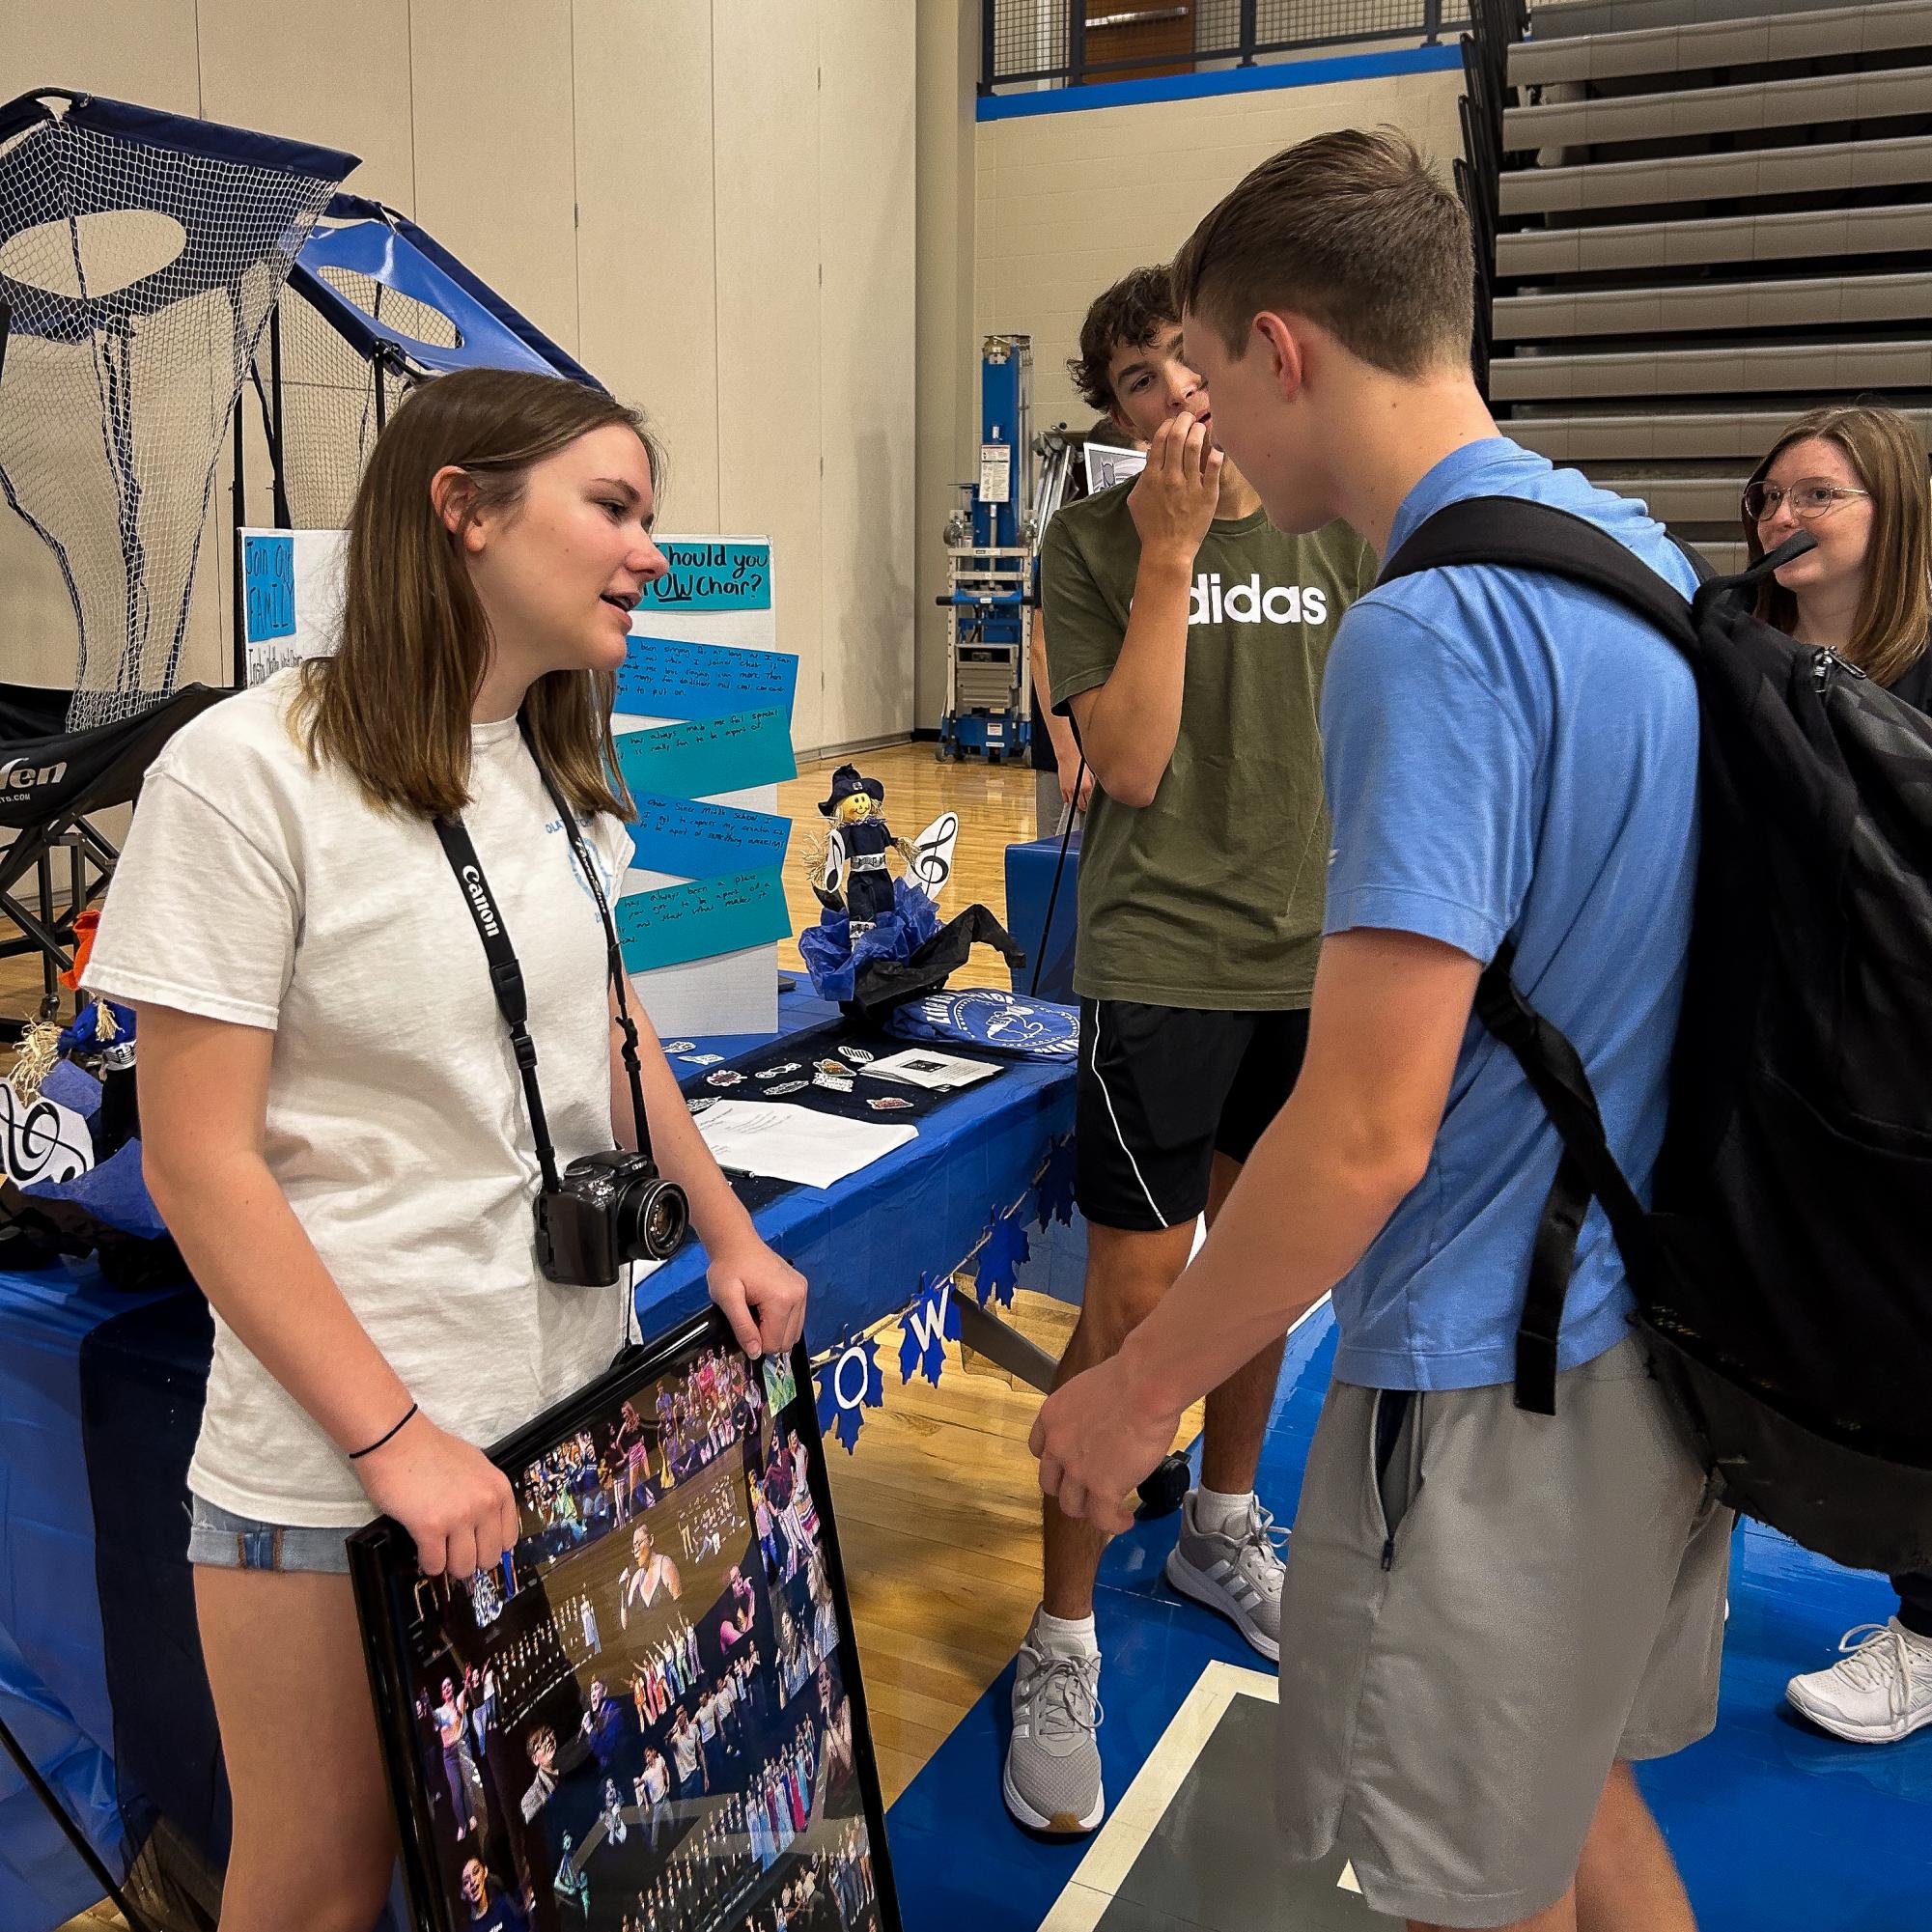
[1188,573,1329,628]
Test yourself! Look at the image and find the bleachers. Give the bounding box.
[1463,0,1932,573]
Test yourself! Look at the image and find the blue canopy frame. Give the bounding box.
[288,194,601,387]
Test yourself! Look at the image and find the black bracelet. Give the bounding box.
[349,1402,419,1461]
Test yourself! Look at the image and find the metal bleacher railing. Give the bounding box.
[982,0,1470,92]
[1455,0,1526,396]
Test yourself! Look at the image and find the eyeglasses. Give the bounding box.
[1741,477,1870,524]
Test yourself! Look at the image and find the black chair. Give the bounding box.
[0,682,229,1041]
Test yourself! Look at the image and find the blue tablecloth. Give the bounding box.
[0,1262,162,1928]
[637,990,1078,1349]
[0,986,1078,1929]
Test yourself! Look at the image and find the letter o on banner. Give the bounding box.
[833,1343,871,1411]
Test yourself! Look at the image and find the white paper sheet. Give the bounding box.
[693,1100,916,1190]
[1083,443,1148,492]
[857,1049,999,1092]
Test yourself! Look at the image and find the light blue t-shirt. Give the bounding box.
[1320,437,1700,1391]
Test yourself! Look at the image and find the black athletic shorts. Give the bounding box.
[1075,998,1312,1232]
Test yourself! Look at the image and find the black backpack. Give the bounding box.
[1381,497,1932,1576]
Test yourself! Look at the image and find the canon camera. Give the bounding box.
[535,1149,688,1287]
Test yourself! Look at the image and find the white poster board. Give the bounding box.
[239,528,348,683]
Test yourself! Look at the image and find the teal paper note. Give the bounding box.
[616,636,797,721]
[614,708,797,800]
[616,866,792,973]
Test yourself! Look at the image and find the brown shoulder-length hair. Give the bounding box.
[293,366,662,819]
[1744,402,1931,689]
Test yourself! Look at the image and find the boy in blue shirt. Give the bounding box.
[1032,129,1729,1932]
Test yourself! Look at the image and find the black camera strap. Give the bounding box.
[434,721,656,1182]
[523,729,656,1168]
[434,813,566,1191]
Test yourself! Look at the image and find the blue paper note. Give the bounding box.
[641,541,772,613]
[615,637,798,720]
[616,867,793,973]
[242,535,294,642]
[628,793,792,881]
[614,708,797,801]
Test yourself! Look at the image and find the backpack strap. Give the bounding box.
[1380,498,1691,1414]
[1473,943,1660,1413]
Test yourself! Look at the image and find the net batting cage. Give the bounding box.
[0,90,355,729]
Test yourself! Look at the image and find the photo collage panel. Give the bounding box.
[354,1331,889,1932]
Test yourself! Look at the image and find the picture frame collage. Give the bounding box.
[350,1310,899,1932]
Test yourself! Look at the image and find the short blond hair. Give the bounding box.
[1172,127,1473,378]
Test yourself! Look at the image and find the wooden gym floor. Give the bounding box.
[9,740,1200,1928]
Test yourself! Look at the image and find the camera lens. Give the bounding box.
[621,1176,690,1262]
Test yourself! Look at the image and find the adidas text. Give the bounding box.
[1188,574,1328,628]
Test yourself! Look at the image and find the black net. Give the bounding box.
[0,98,348,729]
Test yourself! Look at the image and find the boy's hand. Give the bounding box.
[1127,413,1222,566]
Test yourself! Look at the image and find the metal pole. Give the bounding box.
[1424,0,1442,44]
[1238,0,1258,63]
[1068,0,1085,88]
[980,0,996,93]
[230,394,246,689]
[0,1711,158,1932]
[372,347,388,434]
[266,304,292,529]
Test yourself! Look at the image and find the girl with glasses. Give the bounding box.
[1741,401,1931,704]
[1746,402,1932,1745]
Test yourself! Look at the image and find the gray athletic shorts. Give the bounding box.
[1274,1334,1732,1929]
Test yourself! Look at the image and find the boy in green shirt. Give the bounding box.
[1005,265,1373,1836]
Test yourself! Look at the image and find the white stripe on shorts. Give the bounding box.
[1087,1005,1169,1229]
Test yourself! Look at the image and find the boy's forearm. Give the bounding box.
[1118,1086,1419,1417]
[1076,547,1192,804]
[1029,629,1078,761]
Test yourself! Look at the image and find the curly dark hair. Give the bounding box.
[1067,265,1178,416]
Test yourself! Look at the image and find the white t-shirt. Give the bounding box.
[85,671,634,1526]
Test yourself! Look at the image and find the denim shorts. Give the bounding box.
[187,1493,357,1575]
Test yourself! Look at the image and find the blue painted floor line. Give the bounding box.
[884,1306,1932,1930]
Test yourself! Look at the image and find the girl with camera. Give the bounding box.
[1738,400,1932,1744]
[86,368,807,1929]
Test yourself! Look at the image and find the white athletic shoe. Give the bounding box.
[1163,1491,1287,1663]
[1785,1619,1932,1744]
[1002,1620,1106,1834]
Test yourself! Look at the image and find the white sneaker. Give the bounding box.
[1163,1491,1287,1663]
[1785,1619,1932,1744]
[1002,1620,1106,1834]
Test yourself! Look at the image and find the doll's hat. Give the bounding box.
[818,764,884,817]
